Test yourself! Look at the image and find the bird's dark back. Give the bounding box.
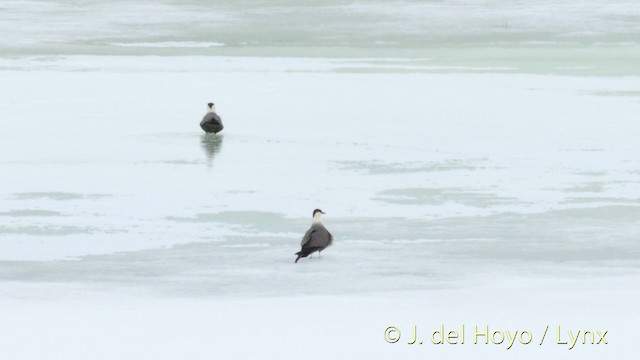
[200,113,224,133]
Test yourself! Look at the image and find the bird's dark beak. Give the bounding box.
[321,211,326,214]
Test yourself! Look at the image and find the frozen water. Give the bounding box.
[1,63,638,266]
[0,1,639,359]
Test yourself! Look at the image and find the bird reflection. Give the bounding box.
[200,134,224,167]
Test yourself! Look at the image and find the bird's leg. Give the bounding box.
[318,251,321,258]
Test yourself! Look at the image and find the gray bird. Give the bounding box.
[295,209,333,263]
[200,102,224,134]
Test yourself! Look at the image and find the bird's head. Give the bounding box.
[207,102,216,113]
[312,209,325,222]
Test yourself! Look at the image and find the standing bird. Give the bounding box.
[295,209,333,263]
[200,102,224,134]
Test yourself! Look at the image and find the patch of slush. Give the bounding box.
[336,159,488,174]
[374,188,520,207]
[0,209,64,217]
[10,192,109,201]
[111,41,225,48]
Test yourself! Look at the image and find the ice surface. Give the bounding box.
[111,41,226,48]
[1,62,638,263]
[1,278,638,359]
[0,1,639,359]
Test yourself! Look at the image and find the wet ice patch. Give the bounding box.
[572,171,608,176]
[0,225,105,236]
[374,187,519,207]
[564,182,607,193]
[167,211,304,234]
[0,209,64,217]
[10,192,109,201]
[585,90,640,97]
[111,41,225,48]
[336,159,489,174]
[562,197,640,204]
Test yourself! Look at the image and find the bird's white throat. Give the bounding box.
[207,104,216,113]
[312,213,323,223]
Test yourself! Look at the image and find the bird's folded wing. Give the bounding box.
[300,229,314,246]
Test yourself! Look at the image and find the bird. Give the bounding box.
[200,102,224,134]
[295,209,333,263]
